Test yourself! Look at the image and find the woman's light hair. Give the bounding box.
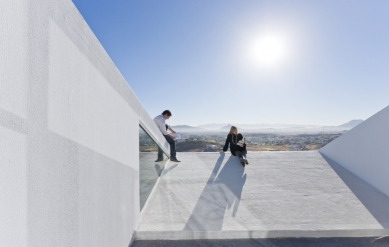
[228,126,238,135]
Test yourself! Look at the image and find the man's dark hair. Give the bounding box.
[162,110,172,116]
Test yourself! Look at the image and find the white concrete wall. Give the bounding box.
[320,105,389,197]
[0,0,168,246]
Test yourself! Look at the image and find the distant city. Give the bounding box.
[140,120,363,152]
[175,132,342,152]
[170,119,363,134]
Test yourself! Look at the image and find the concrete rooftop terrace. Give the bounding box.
[136,151,389,240]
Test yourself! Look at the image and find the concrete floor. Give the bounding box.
[136,151,389,240]
[139,152,168,210]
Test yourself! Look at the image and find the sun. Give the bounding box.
[249,35,285,66]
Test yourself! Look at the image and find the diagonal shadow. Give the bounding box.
[159,164,178,177]
[183,154,247,231]
[320,153,389,228]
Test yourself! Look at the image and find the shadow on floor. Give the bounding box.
[320,153,389,228]
[160,163,178,177]
[183,153,247,231]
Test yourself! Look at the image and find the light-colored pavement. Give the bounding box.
[139,152,168,210]
[136,151,389,240]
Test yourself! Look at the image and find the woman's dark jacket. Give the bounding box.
[223,133,246,155]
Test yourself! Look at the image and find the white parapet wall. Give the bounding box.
[319,105,389,197]
[0,0,168,246]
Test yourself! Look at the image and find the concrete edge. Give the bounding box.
[135,229,389,240]
[128,232,136,247]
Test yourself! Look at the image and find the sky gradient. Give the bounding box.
[72,0,389,126]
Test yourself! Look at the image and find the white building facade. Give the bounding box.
[0,0,169,246]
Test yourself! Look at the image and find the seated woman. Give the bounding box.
[222,126,249,166]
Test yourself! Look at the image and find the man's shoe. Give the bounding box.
[170,158,181,162]
[245,159,249,165]
[155,159,163,162]
[240,158,245,167]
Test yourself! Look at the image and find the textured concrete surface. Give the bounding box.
[1,0,169,246]
[136,151,389,240]
[131,237,389,247]
[140,152,168,210]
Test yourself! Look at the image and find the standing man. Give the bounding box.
[153,110,180,162]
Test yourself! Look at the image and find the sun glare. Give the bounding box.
[249,35,285,66]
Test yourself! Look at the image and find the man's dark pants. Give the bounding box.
[158,134,176,160]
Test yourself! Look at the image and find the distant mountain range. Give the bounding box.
[198,123,319,130]
[337,119,363,128]
[219,124,317,130]
[201,120,364,130]
[170,125,204,132]
[197,123,227,129]
[171,120,364,133]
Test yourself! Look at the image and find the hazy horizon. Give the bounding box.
[172,118,363,128]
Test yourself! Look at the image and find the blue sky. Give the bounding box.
[72,0,389,126]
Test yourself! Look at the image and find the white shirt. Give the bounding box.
[153,115,169,135]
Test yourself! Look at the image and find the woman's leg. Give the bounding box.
[237,151,247,159]
[236,151,245,166]
[242,151,249,164]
